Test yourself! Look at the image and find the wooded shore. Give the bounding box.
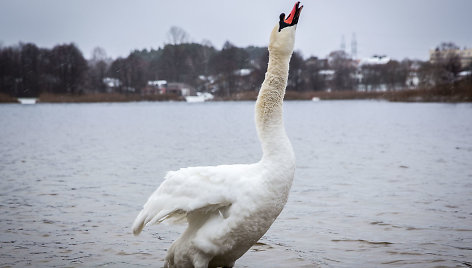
[2,82,471,104]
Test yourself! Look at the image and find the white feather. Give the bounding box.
[132,164,254,234]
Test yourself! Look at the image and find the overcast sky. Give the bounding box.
[1,0,471,61]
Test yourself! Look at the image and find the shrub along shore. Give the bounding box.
[222,82,472,102]
[2,81,471,104]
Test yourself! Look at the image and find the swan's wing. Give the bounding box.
[132,165,246,235]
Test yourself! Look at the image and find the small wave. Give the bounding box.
[116,251,153,256]
[386,250,423,256]
[331,239,393,245]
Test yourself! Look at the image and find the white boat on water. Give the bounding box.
[185,92,214,103]
[311,97,321,102]
[185,95,205,103]
[18,98,38,104]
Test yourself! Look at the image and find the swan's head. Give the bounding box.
[269,1,303,56]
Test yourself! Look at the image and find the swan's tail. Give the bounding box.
[132,210,147,236]
[132,208,182,236]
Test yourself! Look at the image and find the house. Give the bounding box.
[102,77,121,93]
[142,80,167,95]
[318,70,335,81]
[356,55,391,92]
[142,81,195,96]
[165,82,195,96]
[430,47,472,68]
[360,55,391,66]
[234,69,252,76]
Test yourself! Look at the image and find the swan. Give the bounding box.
[132,2,303,267]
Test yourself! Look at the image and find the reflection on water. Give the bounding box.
[1,101,471,267]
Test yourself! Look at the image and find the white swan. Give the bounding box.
[132,2,303,267]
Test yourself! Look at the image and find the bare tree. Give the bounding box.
[431,42,462,83]
[48,43,88,94]
[437,42,460,51]
[303,56,326,91]
[328,50,356,90]
[167,26,190,45]
[90,47,108,63]
[201,39,214,48]
[209,41,249,96]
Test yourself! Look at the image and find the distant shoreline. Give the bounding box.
[225,85,472,102]
[2,84,471,104]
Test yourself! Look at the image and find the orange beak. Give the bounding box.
[284,1,303,25]
[279,2,303,32]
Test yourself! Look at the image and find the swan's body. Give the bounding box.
[132,3,302,267]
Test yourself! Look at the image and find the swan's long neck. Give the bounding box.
[255,52,294,164]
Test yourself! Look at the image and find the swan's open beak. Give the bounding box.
[279,1,303,32]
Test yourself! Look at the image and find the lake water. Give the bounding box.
[1,100,471,267]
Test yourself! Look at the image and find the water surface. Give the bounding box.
[1,101,471,267]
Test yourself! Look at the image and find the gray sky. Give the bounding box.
[1,0,471,61]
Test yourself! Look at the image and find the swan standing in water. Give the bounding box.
[132,2,303,267]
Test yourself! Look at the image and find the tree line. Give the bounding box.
[0,43,87,97]
[1,28,470,98]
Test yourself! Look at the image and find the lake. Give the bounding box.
[1,100,471,267]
